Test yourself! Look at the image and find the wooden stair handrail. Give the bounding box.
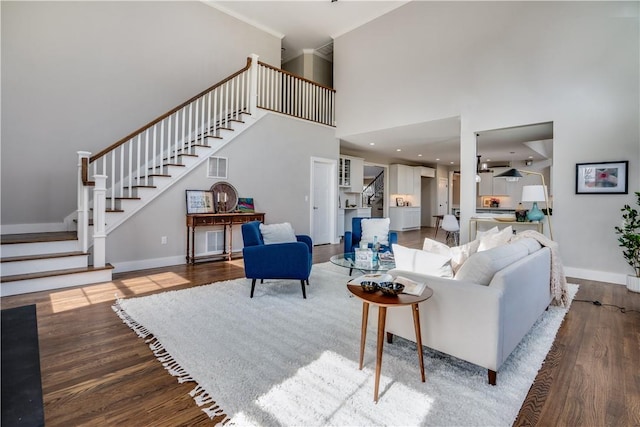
[89,57,253,164]
[258,61,336,93]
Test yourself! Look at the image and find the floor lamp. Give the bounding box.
[494,168,554,240]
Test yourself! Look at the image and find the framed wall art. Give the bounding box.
[237,197,255,213]
[576,161,628,194]
[185,190,215,214]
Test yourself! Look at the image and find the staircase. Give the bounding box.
[363,171,385,217]
[0,232,113,297]
[1,54,335,297]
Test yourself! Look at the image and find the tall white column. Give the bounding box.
[92,175,107,268]
[77,151,91,253]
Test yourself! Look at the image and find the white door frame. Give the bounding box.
[310,157,338,244]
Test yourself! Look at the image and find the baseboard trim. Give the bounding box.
[564,266,626,285]
[111,251,243,273]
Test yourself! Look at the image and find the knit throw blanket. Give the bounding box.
[512,230,569,307]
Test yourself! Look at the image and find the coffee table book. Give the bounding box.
[393,276,427,296]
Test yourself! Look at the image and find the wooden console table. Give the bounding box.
[469,217,543,240]
[186,212,265,264]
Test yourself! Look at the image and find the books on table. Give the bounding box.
[393,276,427,296]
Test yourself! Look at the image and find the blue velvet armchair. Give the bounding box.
[241,221,313,299]
[343,217,398,254]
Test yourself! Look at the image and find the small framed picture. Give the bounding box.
[237,197,255,212]
[483,198,491,207]
[396,197,405,207]
[576,161,628,194]
[185,190,215,214]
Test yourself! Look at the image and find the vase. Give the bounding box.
[527,202,544,222]
[626,275,640,293]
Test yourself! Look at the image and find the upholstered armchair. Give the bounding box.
[241,221,313,299]
[344,217,398,254]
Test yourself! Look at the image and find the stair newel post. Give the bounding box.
[249,53,259,115]
[77,151,91,253]
[92,175,108,268]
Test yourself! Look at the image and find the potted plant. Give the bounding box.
[615,191,640,293]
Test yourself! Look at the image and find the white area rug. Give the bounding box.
[113,262,577,426]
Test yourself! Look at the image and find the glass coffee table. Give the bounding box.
[330,252,395,275]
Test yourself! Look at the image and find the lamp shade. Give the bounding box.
[495,168,523,179]
[521,185,546,202]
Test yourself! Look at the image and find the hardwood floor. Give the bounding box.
[1,227,639,426]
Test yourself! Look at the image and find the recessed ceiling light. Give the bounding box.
[369,142,375,146]
[418,154,423,157]
[396,148,402,152]
[528,155,533,159]
[450,161,454,164]
[436,158,440,161]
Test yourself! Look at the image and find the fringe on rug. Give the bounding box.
[112,299,231,424]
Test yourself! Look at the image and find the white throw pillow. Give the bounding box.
[422,238,452,257]
[478,226,513,252]
[449,239,481,273]
[360,218,390,246]
[259,222,297,245]
[392,244,454,278]
[475,226,499,240]
[422,237,479,273]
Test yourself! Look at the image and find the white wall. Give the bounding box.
[1,1,280,226]
[107,113,339,272]
[334,1,639,283]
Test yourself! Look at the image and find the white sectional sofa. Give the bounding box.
[386,237,552,385]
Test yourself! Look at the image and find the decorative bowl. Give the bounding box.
[360,281,379,293]
[378,282,404,296]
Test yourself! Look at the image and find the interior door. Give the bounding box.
[312,160,333,245]
[437,177,449,216]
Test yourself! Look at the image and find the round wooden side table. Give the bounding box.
[347,284,433,402]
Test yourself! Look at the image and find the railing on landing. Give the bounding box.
[77,54,335,268]
[257,61,335,127]
[363,170,384,204]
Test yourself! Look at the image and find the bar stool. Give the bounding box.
[441,214,460,246]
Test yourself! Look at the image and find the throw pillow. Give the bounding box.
[422,238,452,257]
[449,239,481,273]
[360,218,390,246]
[478,226,513,252]
[259,222,297,245]
[475,226,499,240]
[454,242,529,285]
[392,244,454,278]
[422,237,480,273]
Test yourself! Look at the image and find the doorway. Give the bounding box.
[311,157,337,245]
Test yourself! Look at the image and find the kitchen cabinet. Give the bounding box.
[390,164,415,195]
[389,207,421,231]
[338,157,351,188]
[477,170,509,196]
[339,155,364,193]
[478,172,494,195]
